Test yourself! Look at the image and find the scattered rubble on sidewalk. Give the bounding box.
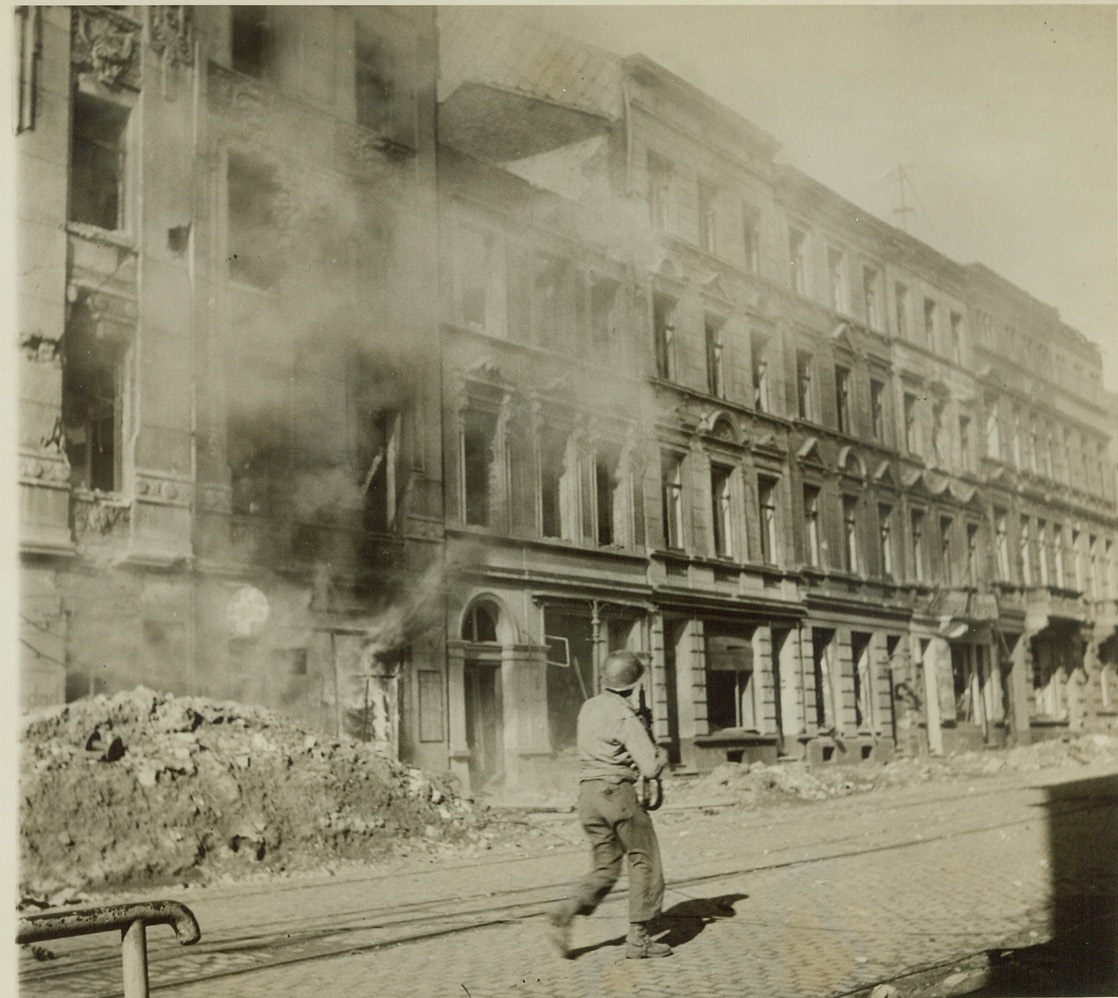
[20,688,492,901]
[672,733,1118,806]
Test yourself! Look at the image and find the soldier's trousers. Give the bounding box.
[568,778,664,924]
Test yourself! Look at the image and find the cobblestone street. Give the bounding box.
[19,760,1118,998]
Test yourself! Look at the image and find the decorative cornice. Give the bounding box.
[147,6,193,67]
[71,7,141,90]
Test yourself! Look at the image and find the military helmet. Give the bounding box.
[602,650,644,692]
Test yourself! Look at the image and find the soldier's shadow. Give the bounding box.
[568,893,748,958]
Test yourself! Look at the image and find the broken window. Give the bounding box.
[796,351,814,421]
[995,509,1010,579]
[69,90,130,231]
[456,224,505,335]
[594,443,625,548]
[911,509,926,582]
[758,476,778,564]
[904,392,919,455]
[661,451,684,550]
[803,485,821,567]
[851,631,873,731]
[842,495,860,574]
[828,247,847,313]
[742,202,761,273]
[698,180,718,253]
[1020,516,1033,586]
[879,504,894,577]
[789,226,808,296]
[227,150,285,289]
[358,410,398,534]
[834,365,851,434]
[705,314,725,398]
[647,152,672,229]
[231,6,270,78]
[939,516,953,584]
[653,293,677,381]
[811,628,838,729]
[894,282,909,338]
[923,297,937,347]
[870,378,886,443]
[62,298,130,493]
[540,427,575,541]
[863,266,881,329]
[706,625,756,731]
[752,336,770,412]
[966,523,979,585]
[710,464,734,559]
[462,409,498,527]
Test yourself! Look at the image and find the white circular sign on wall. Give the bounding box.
[226,585,270,638]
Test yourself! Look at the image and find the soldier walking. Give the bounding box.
[548,650,671,959]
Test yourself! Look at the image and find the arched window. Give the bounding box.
[462,602,498,643]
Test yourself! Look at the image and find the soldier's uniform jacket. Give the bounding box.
[577,690,664,784]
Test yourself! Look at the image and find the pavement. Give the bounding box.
[17,760,1118,998]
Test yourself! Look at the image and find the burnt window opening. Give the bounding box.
[879,504,894,577]
[227,151,285,290]
[231,6,270,78]
[69,90,130,231]
[851,631,873,731]
[653,293,677,381]
[870,378,886,442]
[589,275,619,350]
[594,445,624,548]
[835,365,851,434]
[706,626,756,731]
[540,427,574,541]
[355,21,395,133]
[710,464,733,559]
[752,336,770,413]
[705,314,725,398]
[842,494,860,574]
[811,628,837,729]
[62,301,129,493]
[661,451,684,550]
[796,351,814,421]
[803,485,821,567]
[758,475,778,564]
[359,410,398,534]
[462,409,498,527]
[457,224,505,335]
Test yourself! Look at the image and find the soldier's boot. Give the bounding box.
[546,899,579,958]
[625,921,672,959]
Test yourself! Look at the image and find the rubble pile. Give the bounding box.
[677,733,1118,805]
[20,688,487,899]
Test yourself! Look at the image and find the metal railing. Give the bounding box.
[18,900,201,998]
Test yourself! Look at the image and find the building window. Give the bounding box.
[742,202,761,273]
[789,226,808,296]
[710,464,733,559]
[803,485,821,567]
[1037,520,1049,587]
[661,451,684,550]
[590,275,619,351]
[69,91,130,232]
[752,337,770,413]
[648,152,672,229]
[1072,529,1083,591]
[227,151,285,289]
[698,180,718,253]
[911,509,926,582]
[758,476,778,564]
[995,508,1010,580]
[796,351,815,421]
[827,247,847,313]
[870,378,886,442]
[705,315,725,397]
[879,504,894,577]
[706,626,757,731]
[357,408,399,534]
[958,414,972,472]
[842,495,860,574]
[939,516,953,584]
[533,254,579,351]
[895,282,909,338]
[62,298,130,493]
[903,393,919,455]
[1028,417,1039,474]
[1053,524,1066,588]
[1011,407,1023,468]
[923,297,937,347]
[540,427,574,541]
[985,405,1002,462]
[456,224,505,335]
[653,293,677,381]
[863,266,881,329]
[231,6,270,78]
[462,409,498,527]
[594,444,623,547]
[966,523,979,585]
[1041,422,1053,478]
[834,365,851,435]
[949,311,964,364]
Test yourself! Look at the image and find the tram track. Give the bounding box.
[20,778,1114,998]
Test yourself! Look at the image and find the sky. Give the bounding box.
[533,4,1118,392]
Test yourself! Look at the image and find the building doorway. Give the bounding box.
[464,660,501,787]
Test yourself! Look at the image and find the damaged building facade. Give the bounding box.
[18,7,1118,791]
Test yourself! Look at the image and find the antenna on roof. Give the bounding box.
[885,164,916,233]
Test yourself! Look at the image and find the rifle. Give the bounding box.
[633,685,663,811]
